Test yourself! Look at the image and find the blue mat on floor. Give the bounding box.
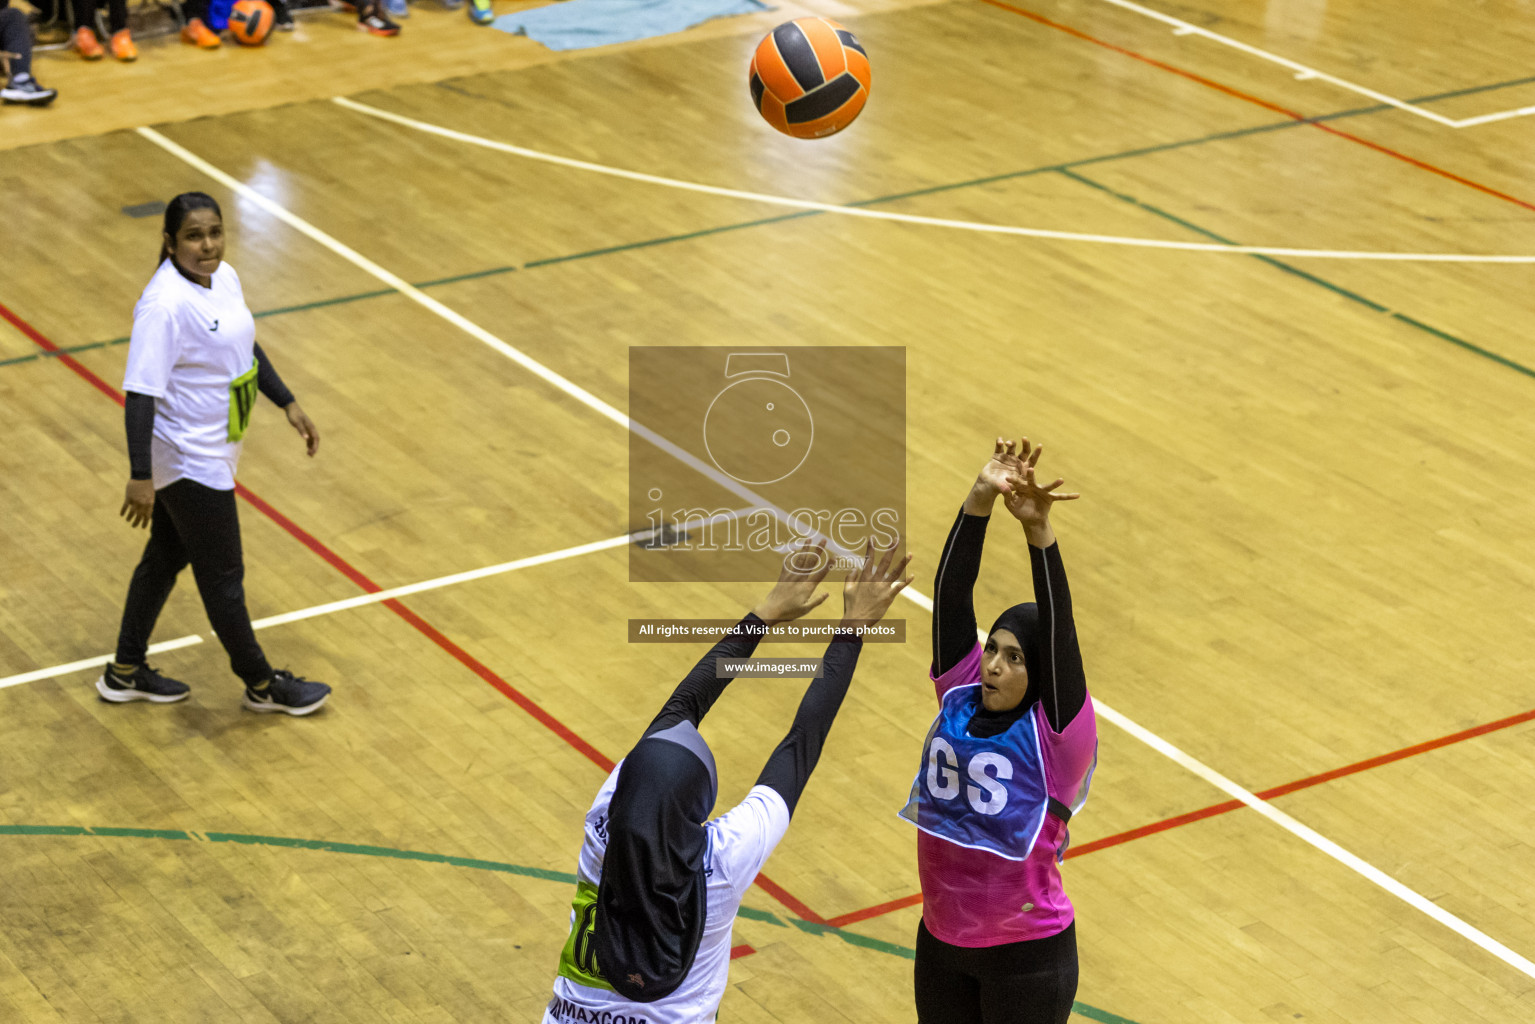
[494,0,774,51]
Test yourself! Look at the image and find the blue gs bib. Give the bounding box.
[898,684,1050,861]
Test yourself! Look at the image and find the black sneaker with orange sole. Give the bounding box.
[96,663,192,704]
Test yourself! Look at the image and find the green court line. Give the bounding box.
[1055,167,1535,378]
[522,210,822,269]
[10,73,1531,375]
[1057,168,1388,312]
[0,823,1144,1022]
[1391,313,1535,380]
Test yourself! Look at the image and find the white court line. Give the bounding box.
[332,97,1535,263]
[1098,703,1535,979]
[0,514,755,691]
[133,124,1535,983]
[0,635,203,691]
[1092,0,1535,130]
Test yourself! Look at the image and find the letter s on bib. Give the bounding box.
[966,752,1013,814]
[927,737,960,800]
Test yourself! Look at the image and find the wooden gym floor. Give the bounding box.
[3,1,1535,1021]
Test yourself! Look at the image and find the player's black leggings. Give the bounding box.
[69,0,129,35]
[0,6,33,77]
[914,919,1078,1024]
[115,478,273,686]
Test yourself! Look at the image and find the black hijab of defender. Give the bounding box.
[593,718,719,1002]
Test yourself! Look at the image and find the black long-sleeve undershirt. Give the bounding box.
[124,344,294,481]
[1029,540,1087,731]
[753,633,862,815]
[125,392,155,481]
[644,614,767,737]
[932,510,989,678]
[643,612,865,815]
[930,506,1088,732]
[254,343,294,409]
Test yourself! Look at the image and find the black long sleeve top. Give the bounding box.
[930,508,1087,732]
[644,612,864,815]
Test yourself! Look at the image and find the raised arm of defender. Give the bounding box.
[643,542,834,737]
[933,439,1028,676]
[756,540,913,814]
[1000,438,1086,732]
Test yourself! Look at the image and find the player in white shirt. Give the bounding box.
[545,540,912,1024]
[97,192,331,715]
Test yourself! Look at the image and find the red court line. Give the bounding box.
[729,944,756,960]
[825,893,923,930]
[749,874,828,926]
[0,296,832,919]
[979,0,1535,215]
[824,703,1535,928]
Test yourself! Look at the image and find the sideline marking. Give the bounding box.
[0,635,204,691]
[132,128,1535,985]
[328,96,1535,263]
[1089,0,1535,129]
[0,514,749,691]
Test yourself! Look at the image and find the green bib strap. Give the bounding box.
[228,359,259,442]
[556,878,614,991]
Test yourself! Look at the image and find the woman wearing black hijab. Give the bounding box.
[545,539,912,1024]
[900,438,1097,1024]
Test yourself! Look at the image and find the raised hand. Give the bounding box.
[841,538,915,630]
[1001,440,1080,543]
[977,437,1027,495]
[753,540,834,626]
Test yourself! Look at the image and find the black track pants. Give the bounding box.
[115,478,272,686]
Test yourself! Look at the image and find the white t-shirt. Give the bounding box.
[123,259,259,491]
[545,763,791,1024]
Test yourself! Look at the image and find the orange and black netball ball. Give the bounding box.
[750,18,872,139]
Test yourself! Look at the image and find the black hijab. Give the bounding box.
[594,721,718,1002]
[970,603,1045,737]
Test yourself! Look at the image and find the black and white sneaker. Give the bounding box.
[356,3,400,35]
[2,75,58,107]
[270,0,295,30]
[96,663,191,704]
[242,670,331,716]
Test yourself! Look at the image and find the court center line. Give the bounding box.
[328,96,1535,263]
[978,0,1535,217]
[133,128,1535,983]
